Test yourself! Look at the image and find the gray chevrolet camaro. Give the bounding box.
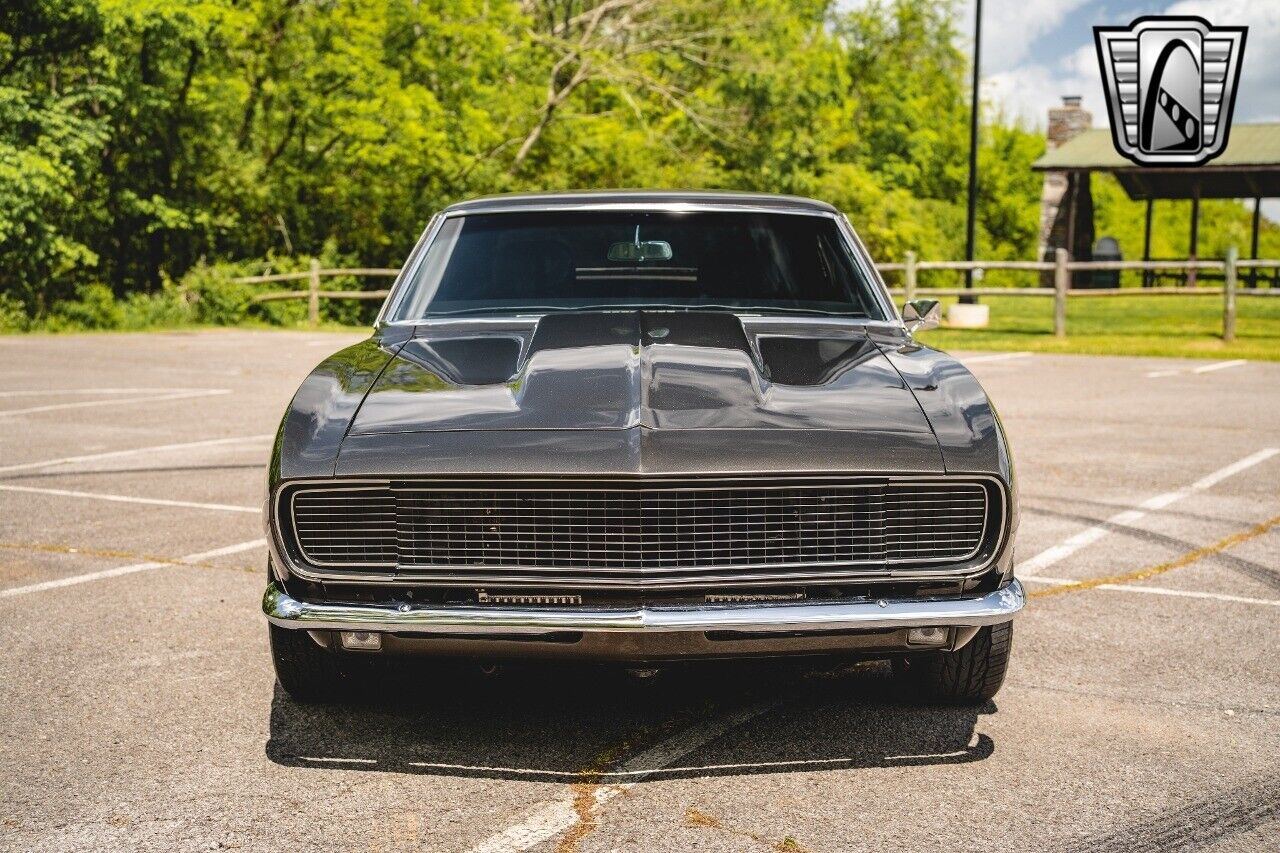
[263,191,1024,703]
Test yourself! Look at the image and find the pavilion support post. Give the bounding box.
[1223,245,1237,343]
[1187,189,1200,288]
[1142,199,1154,288]
[1249,198,1262,289]
[1064,174,1079,288]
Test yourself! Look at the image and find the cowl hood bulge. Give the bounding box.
[273,312,1004,480]
[348,311,934,436]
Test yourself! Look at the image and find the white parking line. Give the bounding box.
[0,388,202,398]
[1193,359,1247,374]
[0,484,258,513]
[1021,575,1280,608]
[1110,584,1280,607]
[0,388,230,418]
[0,434,274,475]
[1021,576,1086,586]
[1147,359,1247,379]
[1016,447,1280,575]
[0,539,265,599]
[962,351,1032,364]
[466,700,777,853]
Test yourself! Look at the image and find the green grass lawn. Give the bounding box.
[914,294,1280,361]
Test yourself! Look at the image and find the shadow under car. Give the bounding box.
[265,659,996,781]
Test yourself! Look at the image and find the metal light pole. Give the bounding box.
[961,0,983,304]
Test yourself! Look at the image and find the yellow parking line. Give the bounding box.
[0,541,145,562]
[1030,514,1280,599]
[0,388,229,418]
[0,539,266,597]
[0,539,264,599]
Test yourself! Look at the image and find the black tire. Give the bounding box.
[269,624,373,703]
[894,621,1013,704]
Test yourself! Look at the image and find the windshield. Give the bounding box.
[389,210,884,321]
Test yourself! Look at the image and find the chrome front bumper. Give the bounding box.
[263,580,1025,638]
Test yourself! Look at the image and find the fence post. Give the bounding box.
[904,251,917,303]
[1053,248,1068,338]
[307,258,321,326]
[1223,245,1237,343]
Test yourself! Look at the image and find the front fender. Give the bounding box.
[269,337,403,490]
[870,334,1019,580]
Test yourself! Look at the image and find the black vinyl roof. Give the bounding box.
[443,190,840,215]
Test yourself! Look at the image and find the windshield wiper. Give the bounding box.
[421,306,566,317]
[623,303,866,318]
[426,304,663,317]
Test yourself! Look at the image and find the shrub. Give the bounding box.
[179,256,363,327]
[0,293,28,332]
[180,262,257,325]
[318,272,368,326]
[120,283,196,329]
[12,251,378,333]
[255,294,308,326]
[49,283,124,330]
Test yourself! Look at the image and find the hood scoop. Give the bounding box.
[755,335,881,386]
[395,336,523,386]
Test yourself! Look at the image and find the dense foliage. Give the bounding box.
[1093,176,1278,286]
[1,0,1273,329]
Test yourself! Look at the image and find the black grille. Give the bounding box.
[285,477,996,587]
[291,487,397,566]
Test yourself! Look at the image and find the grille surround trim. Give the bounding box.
[274,474,1009,588]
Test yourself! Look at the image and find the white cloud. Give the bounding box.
[959,0,1094,71]
[839,0,1095,73]
[984,43,1105,128]
[1164,0,1280,121]
[981,0,1278,128]
[843,0,1277,130]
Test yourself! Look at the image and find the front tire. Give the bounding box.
[894,621,1013,704]
[269,624,372,703]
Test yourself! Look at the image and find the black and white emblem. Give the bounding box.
[1094,16,1246,166]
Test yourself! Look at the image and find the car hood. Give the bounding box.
[346,312,936,440]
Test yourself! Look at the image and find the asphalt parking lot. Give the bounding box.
[1,330,1277,852]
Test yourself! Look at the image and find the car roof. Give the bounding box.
[441,190,839,215]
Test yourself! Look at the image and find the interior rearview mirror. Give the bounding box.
[608,240,673,262]
[902,299,941,334]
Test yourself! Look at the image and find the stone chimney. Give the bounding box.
[1038,96,1095,283]
[1047,95,1091,150]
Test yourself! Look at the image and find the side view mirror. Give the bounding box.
[902,299,941,334]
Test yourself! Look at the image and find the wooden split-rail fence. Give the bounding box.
[234,249,1280,343]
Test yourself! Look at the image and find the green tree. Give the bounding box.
[0,0,108,311]
[1,0,1273,325]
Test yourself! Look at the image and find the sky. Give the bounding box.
[833,0,1277,222]
[839,0,1278,219]
[971,0,1279,130]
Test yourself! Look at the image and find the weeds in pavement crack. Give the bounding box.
[1030,513,1280,599]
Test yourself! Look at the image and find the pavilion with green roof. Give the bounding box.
[1032,122,1280,286]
